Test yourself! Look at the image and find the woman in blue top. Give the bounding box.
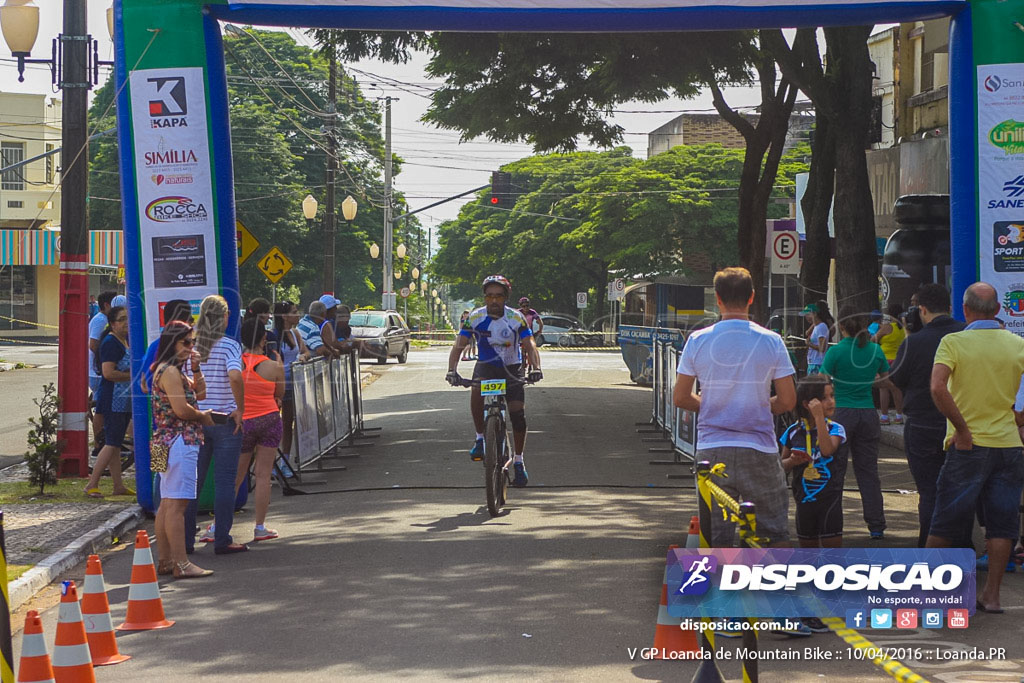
[84,306,134,498]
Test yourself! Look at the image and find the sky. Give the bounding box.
[1,3,771,235]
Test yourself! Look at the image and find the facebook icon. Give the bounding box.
[845,609,866,629]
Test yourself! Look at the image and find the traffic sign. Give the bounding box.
[400,286,411,299]
[608,278,626,301]
[237,220,260,265]
[771,231,799,275]
[258,246,293,284]
[577,292,588,309]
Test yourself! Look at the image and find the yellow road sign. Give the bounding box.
[258,246,293,284]
[236,220,260,265]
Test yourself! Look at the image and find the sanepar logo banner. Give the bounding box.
[666,548,975,618]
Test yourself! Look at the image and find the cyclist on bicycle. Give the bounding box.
[447,275,542,487]
[518,297,543,338]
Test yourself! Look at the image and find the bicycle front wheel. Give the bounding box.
[484,415,502,516]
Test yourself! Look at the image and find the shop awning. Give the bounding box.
[0,229,124,266]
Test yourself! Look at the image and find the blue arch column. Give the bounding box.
[948,6,975,316]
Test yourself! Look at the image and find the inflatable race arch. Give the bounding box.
[113,0,1024,509]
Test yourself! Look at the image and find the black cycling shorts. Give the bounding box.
[472,362,525,404]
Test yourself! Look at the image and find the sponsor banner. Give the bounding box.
[666,548,975,618]
[129,66,219,342]
[978,64,1024,336]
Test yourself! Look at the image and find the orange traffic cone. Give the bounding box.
[686,515,700,548]
[17,610,55,683]
[81,555,130,666]
[116,530,174,631]
[651,545,699,659]
[52,581,96,683]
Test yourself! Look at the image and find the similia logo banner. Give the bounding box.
[665,548,975,618]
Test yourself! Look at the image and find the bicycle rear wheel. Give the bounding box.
[484,415,502,516]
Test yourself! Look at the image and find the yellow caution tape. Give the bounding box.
[0,314,60,329]
[823,617,930,683]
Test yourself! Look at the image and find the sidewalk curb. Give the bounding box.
[8,504,145,611]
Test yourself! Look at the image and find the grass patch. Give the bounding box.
[7,564,32,582]
[0,478,137,505]
[410,340,431,348]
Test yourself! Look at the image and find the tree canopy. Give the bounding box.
[432,143,808,316]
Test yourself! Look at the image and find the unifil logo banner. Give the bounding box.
[665,548,975,618]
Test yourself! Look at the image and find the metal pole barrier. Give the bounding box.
[692,462,725,683]
[0,511,12,683]
[348,348,381,439]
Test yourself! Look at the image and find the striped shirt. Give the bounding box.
[197,336,243,411]
[296,315,324,351]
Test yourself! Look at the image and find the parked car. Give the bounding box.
[535,314,586,347]
[349,310,411,364]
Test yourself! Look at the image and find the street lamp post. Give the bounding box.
[1,0,113,476]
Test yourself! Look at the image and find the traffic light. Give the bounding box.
[490,171,512,209]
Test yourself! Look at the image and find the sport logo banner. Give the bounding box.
[665,548,975,618]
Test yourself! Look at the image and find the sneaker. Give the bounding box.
[197,526,215,543]
[801,617,830,633]
[769,619,813,637]
[469,438,484,461]
[512,462,529,487]
[879,414,890,426]
[976,555,1016,572]
[893,414,904,425]
[253,526,279,541]
[870,531,885,540]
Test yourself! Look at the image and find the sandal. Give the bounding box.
[174,561,213,578]
[84,488,103,498]
[157,559,174,576]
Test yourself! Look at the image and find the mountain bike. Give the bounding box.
[456,375,532,516]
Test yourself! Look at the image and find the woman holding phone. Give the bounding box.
[151,320,215,578]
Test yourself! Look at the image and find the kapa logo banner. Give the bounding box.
[147,76,187,117]
[666,548,975,618]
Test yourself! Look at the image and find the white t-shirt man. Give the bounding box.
[676,319,795,453]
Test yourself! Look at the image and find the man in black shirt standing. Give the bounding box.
[890,284,967,546]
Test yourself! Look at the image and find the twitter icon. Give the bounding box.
[871,609,892,629]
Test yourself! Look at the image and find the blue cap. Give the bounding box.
[111,295,127,308]
[319,294,340,309]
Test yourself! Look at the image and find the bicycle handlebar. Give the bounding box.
[452,375,535,388]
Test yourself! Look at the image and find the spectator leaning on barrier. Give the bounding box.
[889,284,967,547]
[927,282,1024,614]
[235,317,285,543]
[822,307,889,540]
[318,295,347,356]
[140,299,194,394]
[297,301,334,360]
[185,294,249,556]
[150,320,215,579]
[673,267,797,549]
[83,305,134,498]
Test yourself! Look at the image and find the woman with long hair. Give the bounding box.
[273,300,309,459]
[234,318,285,541]
[185,295,249,555]
[83,305,134,498]
[243,297,280,361]
[150,321,215,578]
[822,306,890,540]
[802,300,834,375]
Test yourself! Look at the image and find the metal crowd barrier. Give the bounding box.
[649,339,698,467]
[291,350,373,472]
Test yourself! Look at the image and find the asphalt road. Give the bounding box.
[0,344,59,468]
[10,347,1024,682]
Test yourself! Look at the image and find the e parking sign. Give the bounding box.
[771,231,799,275]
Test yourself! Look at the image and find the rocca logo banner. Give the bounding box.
[665,548,975,618]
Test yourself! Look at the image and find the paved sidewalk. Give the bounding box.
[4,502,136,567]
